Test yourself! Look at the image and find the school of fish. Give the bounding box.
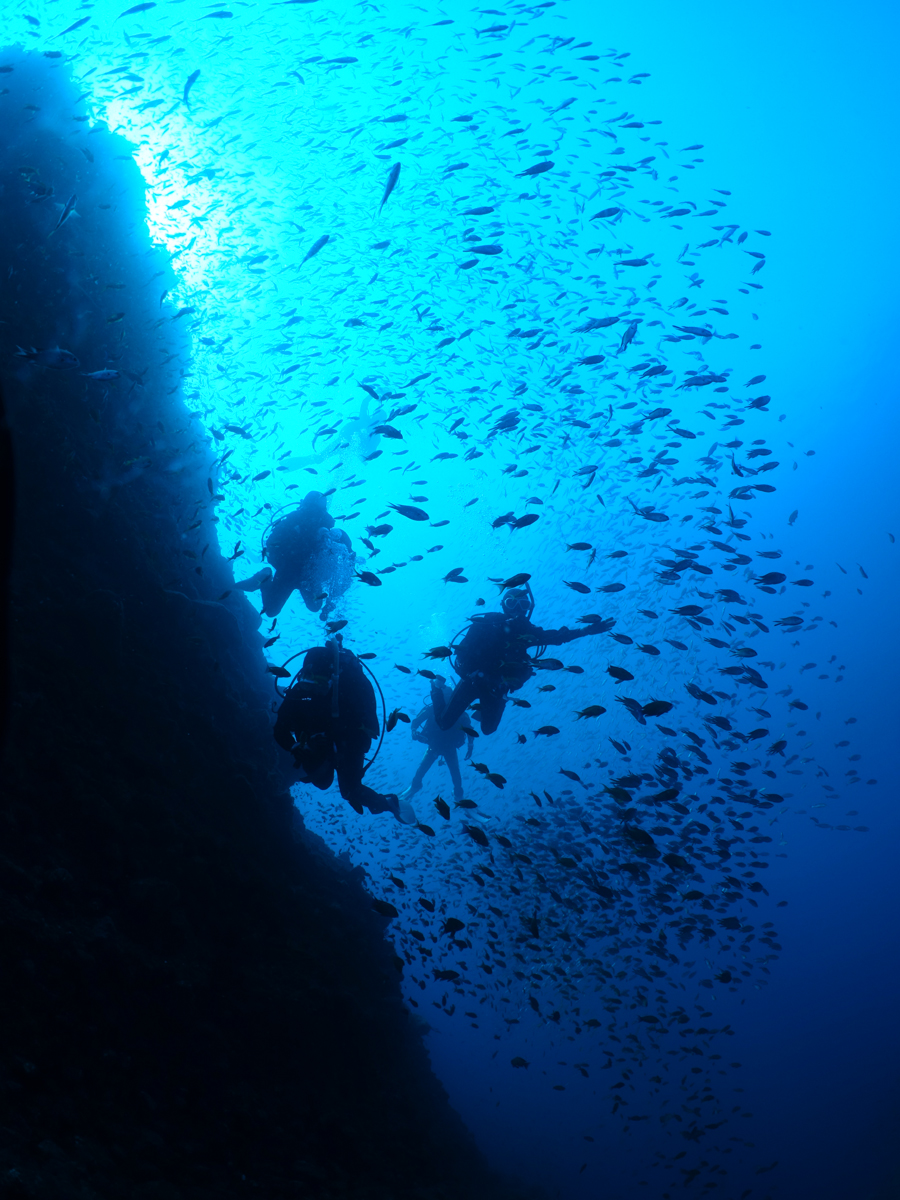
[5,0,878,1194]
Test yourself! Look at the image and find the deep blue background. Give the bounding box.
[426,2,900,1195]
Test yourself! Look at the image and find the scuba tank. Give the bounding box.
[273,636,386,773]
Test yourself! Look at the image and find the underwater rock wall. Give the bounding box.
[0,52,525,1200]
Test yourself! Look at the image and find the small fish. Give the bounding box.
[423,646,452,660]
[575,705,606,720]
[386,708,409,732]
[379,162,401,212]
[685,682,717,705]
[183,68,200,106]
[566,542,592,551]
[511,513,539,530]
[517,160,553,177]
[434,797,451,820]
[49,193,77,235]
[618,320,639,353]
[302,234,330,264]
[494,572,530,592]
[389,503,429,521]
[355,570,382,586]
[616,696,646,724]
[641,700,673,717]
[463,824,490,848]
[533,726,560,737]
[15,346,79,370]
[607,666,634,683]
[564,580,591,595]
[119,1,156,15]
[81,369,120,381]
[58,15,91,35]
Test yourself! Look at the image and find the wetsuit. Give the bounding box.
[406,694,473,801]
[274,646,393,815]
[433,613,598,736]
[261,507,353,617]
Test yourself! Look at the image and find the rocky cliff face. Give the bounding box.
[0,53,529,1200]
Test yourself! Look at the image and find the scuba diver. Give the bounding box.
[235,490,354,618]
[399,676,475,805]
[274,637,416,824]
[432,584,607,737]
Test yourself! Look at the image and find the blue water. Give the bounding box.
[6,0,898,1196]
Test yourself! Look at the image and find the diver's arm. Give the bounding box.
[360,677,380,739]
[411,706,429,739]
[529,624,595,647]
[273,696,298,751]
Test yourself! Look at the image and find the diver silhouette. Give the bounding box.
[235,490,354,618]
[399,676,474,804]
[432,585,606,736]
[274,639,416,824]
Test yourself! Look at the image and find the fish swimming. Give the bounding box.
[49,193,77,235]
[15,346,79,369]
[183,69,200,106]
[302,234,330,264]
[379,162,401,213]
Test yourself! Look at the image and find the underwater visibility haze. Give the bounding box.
[1,0,898,1198]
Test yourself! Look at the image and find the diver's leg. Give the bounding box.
[297,579,324,613]
[335,738,393,812]
[444,747,464,801]
[234,567,273,592]
[259,571,297,617]
[338,739,416,824]
[476,686,507,736]
[408,747,438,794]
[433,676,478,730]
[293,741,336,792]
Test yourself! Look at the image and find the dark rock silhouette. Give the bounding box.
[0,52,536,1200]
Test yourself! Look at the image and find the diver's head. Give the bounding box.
[426,675,450,705]
[501,588,531,619]
[302,489,328,512]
